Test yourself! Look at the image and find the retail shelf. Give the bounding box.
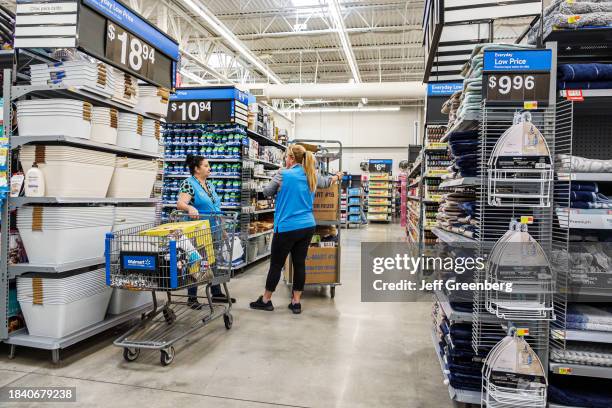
[247,129,287,150]
[253,174,274,180]
[249,251,272,264]
[11,84,162,121]
[560,89,612,98]
[557,172,612,182]
[221,205,241,210]
[164,157,241,162]
[248,230,273,239]
[549,362,612,379]
[548,404,580,408]
[408,158,422,178]
[252,208,275,214]
[164,174,241,179]
[439,177,480,188]
[563,329,612,344]
[250,157,282,169]
[9,197,158,209]
[431,330,482,405]
[409,178,421,188]
[407,195,420,201]
[11,135,161,159]
[4,303,153,352]
[423,199,442,204]
[369,210,392,214]
[431,227,477,244]
[440,113,480,143]
[434,290,473,324]
[368,186,393,190]
[9,257,105,278]
[556,208,612,230]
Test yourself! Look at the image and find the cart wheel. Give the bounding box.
[123,347,140,362]
[162,308,176,325]
[224,313,233,330]
[160,346,175,366]
[330,287,336,298]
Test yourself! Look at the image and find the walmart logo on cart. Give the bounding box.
[124,255,156,270]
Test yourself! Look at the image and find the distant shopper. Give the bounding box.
[250,145,342,314]
[177,154,235,308]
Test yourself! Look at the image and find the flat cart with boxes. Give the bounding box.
[105,212,236,366]
[284,140,342,298]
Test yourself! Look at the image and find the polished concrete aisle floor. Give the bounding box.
[0,223,451,408]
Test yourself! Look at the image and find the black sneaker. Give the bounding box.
[288,302,302,314]
[249,296,274,311]
[187,298,203,310]
[212,294,237,304]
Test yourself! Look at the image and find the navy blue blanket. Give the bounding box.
[572,182,598,193]
[558,80,612,90]
[447,130,479,143]
[558,64,612,82]
[549,375,612,408]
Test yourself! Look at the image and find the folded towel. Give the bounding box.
[571,191,598,202]
[559,80,612,90]
[447,130,479,143]
[571,182,598,192]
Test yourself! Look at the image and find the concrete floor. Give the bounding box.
[0,223,451,408]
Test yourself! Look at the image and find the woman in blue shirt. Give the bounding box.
[177,155,234,309]
[250,145,342,314]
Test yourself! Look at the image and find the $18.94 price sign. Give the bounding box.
[106,22,156,80]
[168,100,212,123]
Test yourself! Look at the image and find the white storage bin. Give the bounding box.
[19,289,112,338]
[19,145,115,198]
[17,206,114,264]
[113,206,157,231]
[107,157,157,198]
[91,107,118,145]
[107,289,152,315]
[140,136,159,154]
[91,124,118,145]
[17,99,92,139]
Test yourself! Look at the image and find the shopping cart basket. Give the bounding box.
[105,211,236,366]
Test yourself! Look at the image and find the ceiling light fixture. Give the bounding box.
[179,0,283,84]
[285,106,402,114]
[327,0,361,84]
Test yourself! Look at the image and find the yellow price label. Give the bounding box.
[523,101,538,110]
[516,328,530,336]
[427,142,448,149]
[558,367,573,375]
[567,15,580,24]
[520,216,534,224]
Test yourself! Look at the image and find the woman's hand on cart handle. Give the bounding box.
[188,206,199,218]
[333,172,344,183]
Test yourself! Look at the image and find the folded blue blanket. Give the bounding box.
[450,141,480,156]
[459,202,476,216]
[572,182,598,192]
[558,63,612,82]
[447,130,479,143]
[571,191,597,202]
[571,201,591,209]
[549,375,612,408]
[558,80,612,90]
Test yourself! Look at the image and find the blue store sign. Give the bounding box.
[483,49,552,72]
[427,82,463,96]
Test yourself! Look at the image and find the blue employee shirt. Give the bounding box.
[264,165,333,233]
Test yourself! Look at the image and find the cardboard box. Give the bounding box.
[285,246,338,285]
[314,185,339,221]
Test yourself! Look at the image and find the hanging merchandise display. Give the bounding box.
[482,330,548,408]
[487,112,553,207]
[367,160,393,223]
[485,220,555,321]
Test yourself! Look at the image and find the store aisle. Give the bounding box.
[0,223,450,408]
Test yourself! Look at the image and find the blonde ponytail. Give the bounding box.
[303,151,317,192]
[288,144,317,192]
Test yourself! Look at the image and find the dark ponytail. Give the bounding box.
[186,154,205,175]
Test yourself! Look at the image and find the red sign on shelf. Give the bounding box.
[565,89,584,102]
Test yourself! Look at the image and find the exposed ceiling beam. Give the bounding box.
[267,58,423,69]
[327,0,361,83]
[252,43,423,55]
[233,25,421,40]
[177,0,283,84]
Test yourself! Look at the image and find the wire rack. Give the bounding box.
[473,102,559,363]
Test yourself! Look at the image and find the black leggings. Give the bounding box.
[265,226,316,293]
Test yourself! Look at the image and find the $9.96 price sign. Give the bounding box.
[106,22,156,79]
[168,100,212,123]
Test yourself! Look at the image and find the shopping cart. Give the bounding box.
[105,211,236,366]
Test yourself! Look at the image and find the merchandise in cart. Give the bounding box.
[106,211,236,366]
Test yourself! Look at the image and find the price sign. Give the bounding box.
[168,100,212,123]
[106,22,156,79]
[368,159,393,173]
[483,49,552,106]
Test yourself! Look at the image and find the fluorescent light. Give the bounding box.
[327,0,361,83]
[285,106,401,113]
[292,0,322,6]
[180,0,282,84]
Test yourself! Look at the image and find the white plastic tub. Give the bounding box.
[91,124,118,145]
[140,136,158,153]
[17,114,91,139]
[107,289,151,315]
[19,288,112,338]
[107,158,157,198]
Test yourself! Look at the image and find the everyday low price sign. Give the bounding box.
[483,49,552,107]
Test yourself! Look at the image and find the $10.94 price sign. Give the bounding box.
[483,50,552,107]
[106,22,156,80]
[168,100,212,123]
